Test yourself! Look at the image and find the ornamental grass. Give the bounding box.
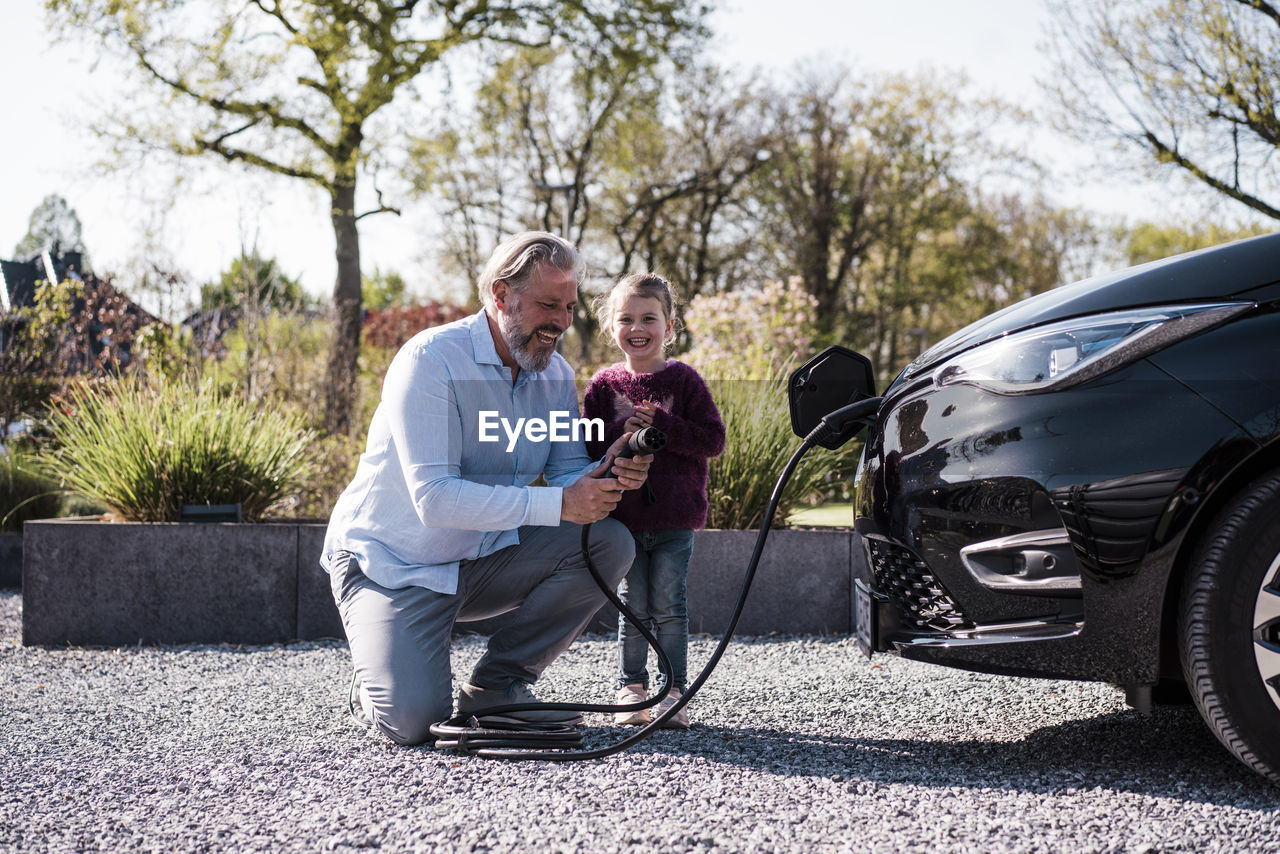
[685,282,860,530]
[704,375,861,530]
[0,448,62,532]
[43,378,313,522]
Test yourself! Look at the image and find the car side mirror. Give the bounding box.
[788,346,877,449]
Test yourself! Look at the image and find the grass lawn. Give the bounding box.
[785,502,853,528]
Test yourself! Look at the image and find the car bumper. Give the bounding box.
[853,360,1253,683]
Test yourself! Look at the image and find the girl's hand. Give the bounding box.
[632,401,657,427]
[624,401,656,432]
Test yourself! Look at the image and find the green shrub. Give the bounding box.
[0,449,62,532]
[273,431,365,521]
[42,378,313,522]
[206,311,332,424]
[135,306,371,518]
[704,375,861,530]
[58,493,109,518]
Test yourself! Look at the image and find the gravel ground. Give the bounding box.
[2,588,1278,853]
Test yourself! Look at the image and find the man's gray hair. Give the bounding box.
[477,231,582,309]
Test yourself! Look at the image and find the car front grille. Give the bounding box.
[865,538,974,633]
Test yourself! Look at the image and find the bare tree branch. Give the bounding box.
[1144,130,1280,218]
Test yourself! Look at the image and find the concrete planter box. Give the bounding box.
[22,520,866,646]
[688,528,859,635]
[582,528,862,637]
[22,519,342,646]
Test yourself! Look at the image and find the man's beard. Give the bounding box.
[501,302,559,373]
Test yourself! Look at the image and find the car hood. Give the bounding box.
[898,231,1280,384]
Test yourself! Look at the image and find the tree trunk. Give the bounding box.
[803,221,836,330]
[324,180,362,435]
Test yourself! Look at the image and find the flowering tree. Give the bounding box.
[682,279,818,380]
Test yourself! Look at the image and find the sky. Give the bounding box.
[0,0,1193,309]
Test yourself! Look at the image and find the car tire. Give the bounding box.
[1179,471,1280,784]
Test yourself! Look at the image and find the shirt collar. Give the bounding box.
[468,306,563,389]
[469,309,503,367]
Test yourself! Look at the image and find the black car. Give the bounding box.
[789,232,1280,783]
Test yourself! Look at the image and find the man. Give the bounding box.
[322,231,652,746]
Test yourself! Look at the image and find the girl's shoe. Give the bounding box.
[614,683,651,726]
[655,688,691,729]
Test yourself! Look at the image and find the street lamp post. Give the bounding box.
[535,182,576,356]
[535,182,574,240]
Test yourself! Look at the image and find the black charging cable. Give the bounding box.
[431,427,672,752]
[429,398,881,760]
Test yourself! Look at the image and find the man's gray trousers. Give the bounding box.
[330,519,634,745]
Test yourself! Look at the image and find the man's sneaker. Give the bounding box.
[456,681,584,727]
[655,687,691,729]
[613,683,651,726]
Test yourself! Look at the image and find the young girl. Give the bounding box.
[583,273,725,729]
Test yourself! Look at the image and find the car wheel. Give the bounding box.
[1179,471,1280,783]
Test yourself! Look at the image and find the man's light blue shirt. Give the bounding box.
[321,310,599,593]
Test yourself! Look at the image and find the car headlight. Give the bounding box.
[932,301,1254,395]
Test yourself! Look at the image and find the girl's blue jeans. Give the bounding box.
[616,528,695,693]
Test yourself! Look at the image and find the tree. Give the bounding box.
[1119,219,1271,265]
[13,195,89,265]
[0,279,78,438]
[602,63,774,300]
[48,0,708,433]
[724,67,1106,378]
[410,43,659,357]
[406,45,617,293]
[752,67,1031,337]
[0,274,153,436]
[860,194,1101,375]
[200,251,308,312]
[1045,0,1280,221]
[950,195,1102,321]
[362,267,409,312]
[412,49,769,359]
[752,69,888,329]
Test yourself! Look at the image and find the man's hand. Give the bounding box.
[561,474,625,524]
[597,430,653,490]
[559,431,655,523]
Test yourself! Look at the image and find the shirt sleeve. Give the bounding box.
[542,366,599,489]
[384,345,561,530]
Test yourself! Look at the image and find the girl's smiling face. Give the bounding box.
[611,294,672,373]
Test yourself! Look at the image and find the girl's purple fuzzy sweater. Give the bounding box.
[583,360,725,532]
